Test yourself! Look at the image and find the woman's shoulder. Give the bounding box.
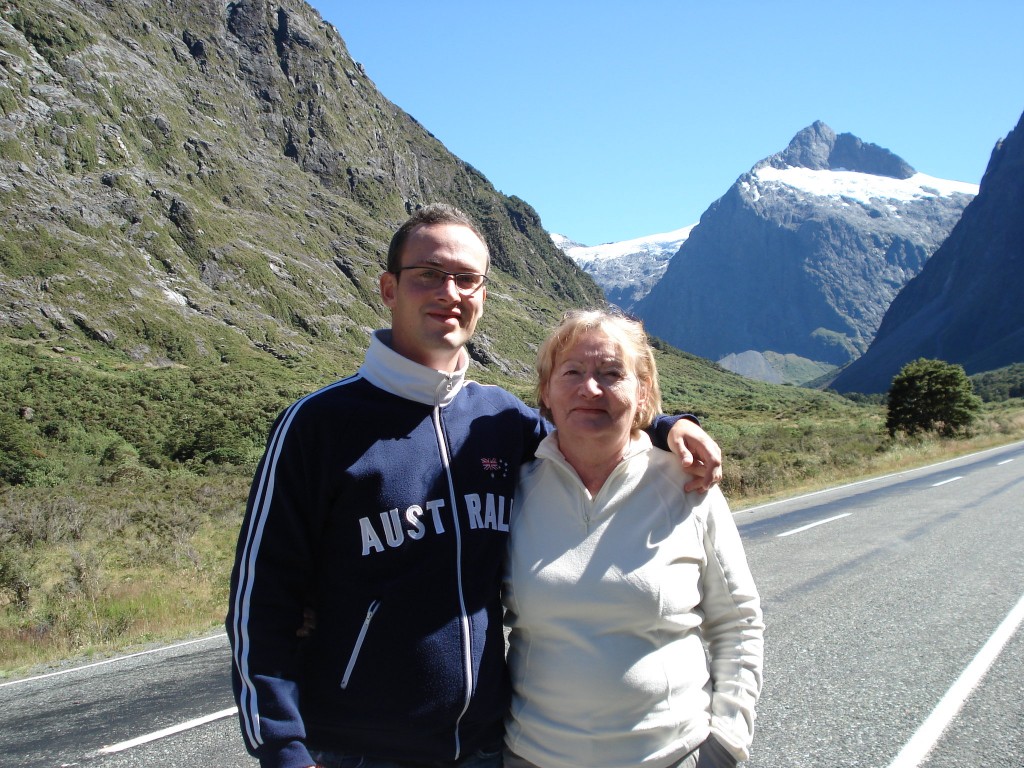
[646,449,730,514]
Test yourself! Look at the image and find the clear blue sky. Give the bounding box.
[310,1,1024,246]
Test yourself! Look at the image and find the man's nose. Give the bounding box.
[437,274,462,300]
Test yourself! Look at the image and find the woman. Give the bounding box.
[503,310,764,768]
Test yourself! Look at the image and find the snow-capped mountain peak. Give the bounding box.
[631,121,977,382]
[550,225,695,309]
[554,226,696,264]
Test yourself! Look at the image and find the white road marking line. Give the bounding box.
[887,591,1024,768]
[0,633,226,688]
[98,707,238,754]
[998,459,1013,465]
[931,476,963,487]
[776,513,851,538]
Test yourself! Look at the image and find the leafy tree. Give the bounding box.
[886,358,982,437]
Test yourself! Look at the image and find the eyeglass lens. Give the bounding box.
[403,267,485,293]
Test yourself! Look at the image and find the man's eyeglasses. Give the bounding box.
[395,266,488,296]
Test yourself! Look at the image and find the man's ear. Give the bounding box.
[380,271,397,309]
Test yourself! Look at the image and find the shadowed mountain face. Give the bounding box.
[0,0,600,378]
[632,121,975,370]
[830,110,1024,394]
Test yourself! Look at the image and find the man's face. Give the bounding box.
[380,222,489,372]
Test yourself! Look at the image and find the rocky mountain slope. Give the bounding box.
[551,226,694,310]
[0,0,601,384]
[830,110,1024,394]
[632,122,976,381]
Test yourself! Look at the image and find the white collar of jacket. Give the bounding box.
[358,329,468,407]
[535,430,653,468]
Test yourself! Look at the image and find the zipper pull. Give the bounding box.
[340,599,381,689]
[362,599,380,623]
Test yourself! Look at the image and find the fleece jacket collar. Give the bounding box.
[358,330,468,407]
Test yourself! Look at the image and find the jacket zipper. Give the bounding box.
[433,381,472,760]
[339,599,381,689]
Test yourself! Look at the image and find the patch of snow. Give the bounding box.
[553,225,696,264]
[753,166,978,204]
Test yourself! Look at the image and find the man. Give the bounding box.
[227,204,722,768]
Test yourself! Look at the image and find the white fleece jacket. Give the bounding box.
[503,432,764,768]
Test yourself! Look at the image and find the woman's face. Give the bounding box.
[542,330,646,446]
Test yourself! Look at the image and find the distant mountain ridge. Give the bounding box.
[830,109,1024,393]
[551,226,694,309]
[631,121,976,380]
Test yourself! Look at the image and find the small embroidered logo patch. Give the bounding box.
[481,457,510,478]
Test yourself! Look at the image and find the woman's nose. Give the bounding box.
[580,376,602,396]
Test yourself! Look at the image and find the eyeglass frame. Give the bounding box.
[392,265,489,296]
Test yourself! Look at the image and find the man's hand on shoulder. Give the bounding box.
[667,418,723,492]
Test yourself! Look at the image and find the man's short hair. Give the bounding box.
[387,203,491,273]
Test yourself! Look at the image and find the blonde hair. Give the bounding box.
[535,309,662,430]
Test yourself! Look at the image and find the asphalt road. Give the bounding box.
[0,633,246,767]
[2,440,1022,768]
[738,440,1024,767]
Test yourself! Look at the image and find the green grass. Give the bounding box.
[0,470,246,670]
